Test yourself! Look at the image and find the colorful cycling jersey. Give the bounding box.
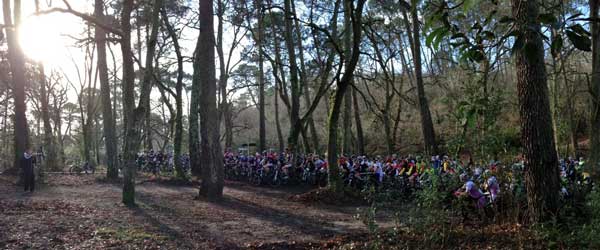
[315,159,325,168]
[465,181,486,208]
[487,176,499,201]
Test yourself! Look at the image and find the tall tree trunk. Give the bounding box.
[198,0,224,200]
[216,0,229,150]
[256,0,267,153]
[589,0,600,176]
[142,0,161,152]
[327,0,366,193]
[3,96,9,166]
[342,91,352,155]
[121,0,158,205]
[305,90,319,152]
[189,44,202,177]
[300,126,311,153]
[144,109,152,150]
[109,44,119,129]
[121,0,138,206]
[161,9,186,179]
[274,73,285,153]
[352,88,364,155]
[95,0,118,179]
[85,47,99,168]
[408,0,437,154]
[38,65,57,172]
[94,116,101,165]
[3,0,29,172]
[512,0,560,223]
[563,66,578,156]
[55,107,65,165]
[283,0,301,157]
[384,79,394,155]
[189,1,205,178]
[291,0,319,152]
[383,110,393,156]
[341,12,354,155]
[550,28,562,156]
[224,103,234,148]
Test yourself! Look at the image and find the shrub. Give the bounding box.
[534,187,600,249]
[403,173,454,245]
[580,188,600,248]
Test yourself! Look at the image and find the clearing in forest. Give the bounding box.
[0,174,389,249]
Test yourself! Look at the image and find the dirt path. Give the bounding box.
[0,174,389,249]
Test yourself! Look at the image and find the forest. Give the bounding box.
[0,0,599,249]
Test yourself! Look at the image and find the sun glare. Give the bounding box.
[19,14,79,68]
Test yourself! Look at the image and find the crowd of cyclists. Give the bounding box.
[134,150,191,175]
[128,147,593,217]
[221,150,594,213]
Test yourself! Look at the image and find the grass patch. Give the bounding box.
[94,226,168,242]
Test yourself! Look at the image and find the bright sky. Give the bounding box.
[16,0,245,119]
[18,0,94,104]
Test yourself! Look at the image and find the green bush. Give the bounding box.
[580,188,600,248]
[403,173,454,245]
[534,187,600,249]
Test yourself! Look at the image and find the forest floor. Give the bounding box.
[0,172,544,249]
[0,172,396,249]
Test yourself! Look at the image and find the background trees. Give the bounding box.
[0,0,597,221]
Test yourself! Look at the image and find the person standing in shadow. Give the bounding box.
[21,148,36,193]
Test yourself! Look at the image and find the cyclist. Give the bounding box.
[455,175,487,209]
[374,156,384,183]
[485,174,500,202]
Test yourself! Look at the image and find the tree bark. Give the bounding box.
[589,0,600,176]
[409,0,437,155]
[121,0,138,206]
[342,0,354,156]
[512,0,560,223]
[342,90,352,155]
[282,0,302,160]
[189,26,202,177]
[352,88,364,155]
[141,0,162,152]
[291,0,319,152]
[120,0,159,205]
[161,9,186,179]
[3,0,29,172]
[38,65,58,172]
[549,28,562,156]
[256,0,267,153]
[327,0,366,193]
[224,103,234,149]
[81,45,97,168]
[282,0,301,156]
[273,63,285,153]
[216,0,229,150]
[562,64,578,156]
[198,0,224,200]
[305,92,320,152]
[95,0,118,179]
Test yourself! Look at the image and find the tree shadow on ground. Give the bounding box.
[132,188,361,248]
[134,191,240,249]
[214,194,358,236]
[223,181,314,200]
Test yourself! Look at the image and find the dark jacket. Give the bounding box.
[21,154,35,173]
